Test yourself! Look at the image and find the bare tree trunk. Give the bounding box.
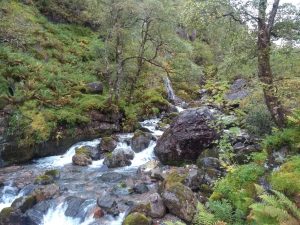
[257,0,286,128]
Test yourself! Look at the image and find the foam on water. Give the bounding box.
[35,139,101,168]
[0,183,24,211]
[42,203,94,225]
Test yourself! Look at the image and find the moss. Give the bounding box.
[123,212,151,225]
[0,207,13,219]
[164,170,188,189]
[270,156,300,196]
[75,146,90,156]
[34,174,54,185]
[44,169,60,179]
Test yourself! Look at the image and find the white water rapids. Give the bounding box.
[0,118,166,225]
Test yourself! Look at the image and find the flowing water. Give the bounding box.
[0,118,166,225]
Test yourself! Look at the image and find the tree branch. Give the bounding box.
[268,0,280,33]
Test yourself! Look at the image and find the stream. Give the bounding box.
[0,117,171,225]
[0,77,184,225]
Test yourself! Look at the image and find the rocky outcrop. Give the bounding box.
[0,109,122,167]
[131,131,154,153]
[103,148,134,168]
[154,107,219,165]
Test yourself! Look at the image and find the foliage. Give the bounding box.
[249,185,300,225]
[270,156,300,196]
[263,110,300,153]
[211,163,264,214]
[194,200,244,225]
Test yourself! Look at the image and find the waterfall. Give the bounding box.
[163,77,185,112]
[163,76,176,103]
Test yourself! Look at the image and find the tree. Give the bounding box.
[182,0,300,128]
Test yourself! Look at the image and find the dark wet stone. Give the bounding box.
[98,172,124,183]
[64,196,86,218]
[97,193,119,216]
[133,183,149,194]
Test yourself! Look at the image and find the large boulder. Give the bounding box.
[103,148,134,168]
[162,183,197,223]
[154,107,219,165]
[131,131,154,153]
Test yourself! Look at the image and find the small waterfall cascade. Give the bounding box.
[163,76,177,103]
[163,76,186,112]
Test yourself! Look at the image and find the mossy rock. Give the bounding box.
[44,169,60,179]
[122,212,152,225]
[100,136,117,153]
[164,169,188,189]
[75,146,90,156]
[34,174,54,185]
[11,195,37,213]
[0,207,13,219]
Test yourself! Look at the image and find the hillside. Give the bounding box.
[0,0,300,225]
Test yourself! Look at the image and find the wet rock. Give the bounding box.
[44,169,60,180]
[34,184,60,202]
[103,148,134,168]
[11,195,37,213]
[99,136,118,153]
[34,175,54,185]
[133,183,149,194]
[24,200,53,225]
[98,172,124,183]
[162,183,197,222]
[225,78,249,101]
[92,207,105,218]
[131,131,154,153]
[123,212,152,225]
[0,207,25,225]
[72,152,92,166]
[97,193,119,216]
[147,193,166,219]
[154,107,219,165]
[76,146,100,160]
[64,196,85,218]
[85,82,103,94]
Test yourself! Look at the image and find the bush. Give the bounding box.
[245,104,274,136]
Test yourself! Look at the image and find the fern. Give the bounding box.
[209,200,233,223]
[249,185,300,225]
[194,203,216,225]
